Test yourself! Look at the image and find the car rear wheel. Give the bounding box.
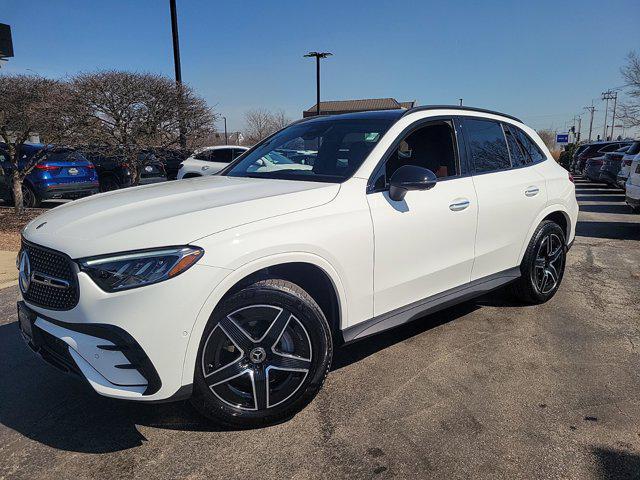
[509,220,566,304]
[191,279,333,428]
[21,185,39,208]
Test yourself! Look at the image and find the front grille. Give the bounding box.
[22,241,79,310]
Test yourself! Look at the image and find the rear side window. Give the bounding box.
[511,127,546,163]
[464,118,511,173]
[502,124,529,167]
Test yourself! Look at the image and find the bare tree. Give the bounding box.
[71,71,216,182]
[536,129,556,151]
[619,51,640,128]
[0,74,81,213]
[243,108,291,145]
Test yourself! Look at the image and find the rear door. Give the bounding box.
[462,117,547,281]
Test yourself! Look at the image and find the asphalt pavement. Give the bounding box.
[0,177,639,480]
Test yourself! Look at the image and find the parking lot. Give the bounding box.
[0,177,638,479]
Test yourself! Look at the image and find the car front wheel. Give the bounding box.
[191,279,333,428]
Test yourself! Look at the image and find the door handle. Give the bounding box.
[524,186,540,197]
[449,199,470,211]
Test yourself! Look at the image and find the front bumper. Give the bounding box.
[19,262,230,401]
[18,301,160,397]
[598,170,618,185]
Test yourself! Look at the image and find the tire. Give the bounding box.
[100,176,120,192]
[22,185,40,208]
[191,279,333,428]
[509,220,567,304]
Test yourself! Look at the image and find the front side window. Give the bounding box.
[372,120,459,190]
[224,118,395,183]
[464,118,511,173]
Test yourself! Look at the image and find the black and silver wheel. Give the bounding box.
[192,279,332,428]
[510,220,567,304]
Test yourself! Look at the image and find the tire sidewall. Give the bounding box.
[192,282,332,427]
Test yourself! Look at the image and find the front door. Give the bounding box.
[367,119,478,317]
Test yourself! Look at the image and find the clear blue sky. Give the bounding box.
[2,0,639,137]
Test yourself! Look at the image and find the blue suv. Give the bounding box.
[0,144,99,207]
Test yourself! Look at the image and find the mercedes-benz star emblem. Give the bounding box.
[18,250,32,294]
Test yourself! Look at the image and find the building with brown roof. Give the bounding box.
[302,98,416,117]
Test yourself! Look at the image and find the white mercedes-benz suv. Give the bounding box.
[17,106,578,428]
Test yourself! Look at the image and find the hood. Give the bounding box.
[22,176,340,258]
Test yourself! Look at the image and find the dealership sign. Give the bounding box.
[556,133,569,144]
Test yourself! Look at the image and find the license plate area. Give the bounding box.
[17,302,36,343]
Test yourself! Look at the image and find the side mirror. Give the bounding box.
[388,165,437,201]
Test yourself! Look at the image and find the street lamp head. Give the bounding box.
[304,51,333,59]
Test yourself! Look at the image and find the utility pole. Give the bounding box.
[584,104,596,142]
[459,98,463,106]
[609,91,618,140]
[602,90,616,141]
[304,51,332,116]
[169,0,186,149]
[576,116,582,143]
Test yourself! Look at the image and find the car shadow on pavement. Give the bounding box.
[592,447,640,480]
[332,301,481,371]
[576,221,640,241]
[578,204,636,215]
[0,321,228,454]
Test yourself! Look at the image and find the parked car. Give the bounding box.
[0,144,99,207]
[625,153,640,213]
[584,154,607,182]
[137,151,168,185]
[597,146,630,187]
[569,144,590,172]
[573,141,631,175]
[177,145,248,179]
[80,148,167,191]
[617,141,640,189]
[16,106,578,428]
[144,148,191,180]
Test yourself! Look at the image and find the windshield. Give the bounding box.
[224,118,395,182]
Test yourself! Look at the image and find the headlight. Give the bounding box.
[79,246,203,292]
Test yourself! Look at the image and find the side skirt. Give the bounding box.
[341,267,521,343]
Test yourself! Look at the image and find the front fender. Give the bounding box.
[180,251,348,388]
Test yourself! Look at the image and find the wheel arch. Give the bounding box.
[181,253,347,387]
[518,205,572,264]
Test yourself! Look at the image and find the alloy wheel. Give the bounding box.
[532,233,564,294]
[201,305,312,411]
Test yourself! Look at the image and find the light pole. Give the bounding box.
[221,116,228,144]
[170,0,186,149]
[304,51,332,116]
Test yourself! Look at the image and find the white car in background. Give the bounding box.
[617,141,640,189]
[177,145,248,179]
[625,152,640,213]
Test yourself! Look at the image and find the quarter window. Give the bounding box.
[512,126,546,163]
[464,118,511,173]
[503,124,529,167]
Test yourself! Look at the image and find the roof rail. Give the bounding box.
[402,105,522,123]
